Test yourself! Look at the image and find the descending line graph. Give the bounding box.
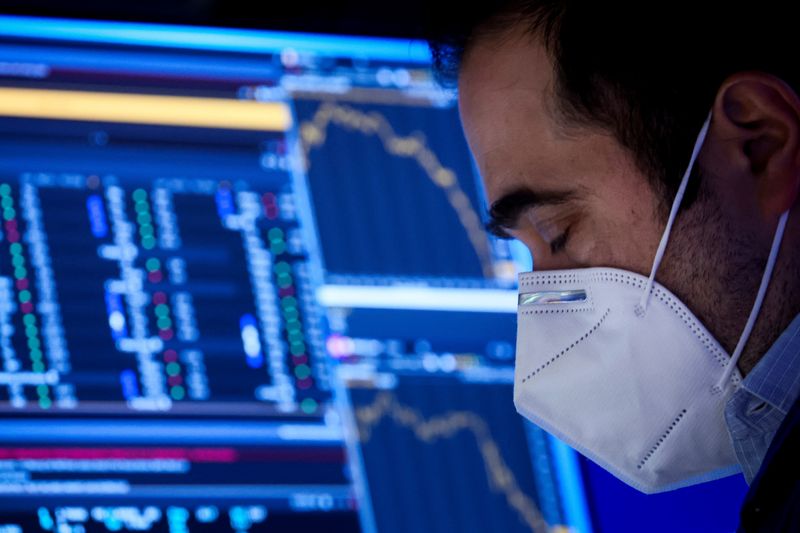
[355,391,565,533]
[298,102,494,278]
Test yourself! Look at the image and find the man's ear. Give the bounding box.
[711,71,800,217]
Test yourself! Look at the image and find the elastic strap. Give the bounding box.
[715,210,790,391]
[636,112,712,315]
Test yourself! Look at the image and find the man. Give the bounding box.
[425,2,799,531]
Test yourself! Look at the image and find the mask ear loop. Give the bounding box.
[635,112,713,317]
[714,209,790,392]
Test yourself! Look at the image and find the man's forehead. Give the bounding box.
[456,30,559,204]
[463,103,564,205]
[476,149,532,202]
[459,24,551,87]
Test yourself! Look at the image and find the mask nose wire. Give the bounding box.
[636,112,713,316]
[715,209,789,391]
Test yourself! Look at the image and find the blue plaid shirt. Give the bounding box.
[724,314,800,483]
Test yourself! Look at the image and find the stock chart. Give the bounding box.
[348,376,566,533]
[295,99,502,283]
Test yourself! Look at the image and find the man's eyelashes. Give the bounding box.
[548,228,570,254]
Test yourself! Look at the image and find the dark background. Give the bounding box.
[0,0,427,38]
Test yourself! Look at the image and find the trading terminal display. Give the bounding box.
[0,440,356,531]
[295,99,517,285]
[0,16,595,533]
[345,375,567,533]
[0,172,328,413]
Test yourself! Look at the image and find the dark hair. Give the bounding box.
[425,1,798,206]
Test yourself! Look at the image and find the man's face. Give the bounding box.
[458,28,665,276]
[456,27,779,368]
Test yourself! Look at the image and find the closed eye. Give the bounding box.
[485,219,514,239]
[548,228,569,254]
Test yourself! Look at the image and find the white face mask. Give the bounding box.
[513,113,790,494]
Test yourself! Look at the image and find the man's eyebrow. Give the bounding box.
[485,187,575,238]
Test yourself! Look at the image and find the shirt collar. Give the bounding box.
[739,313,800,415]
